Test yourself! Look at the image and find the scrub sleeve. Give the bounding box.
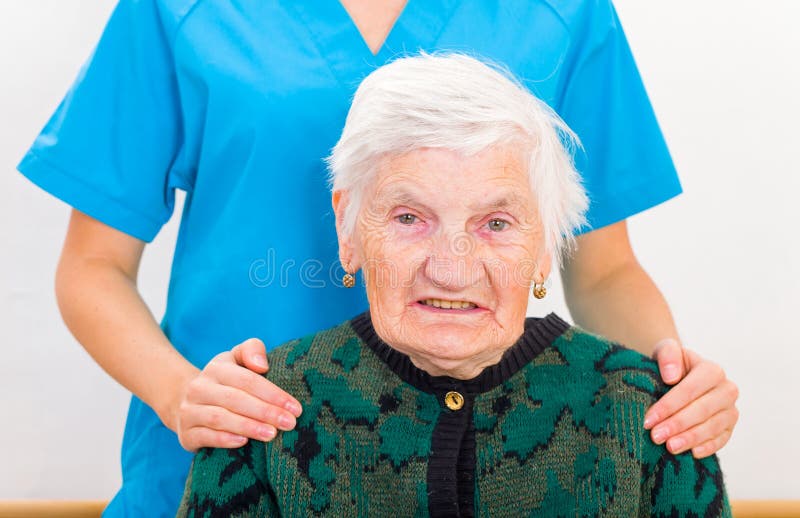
[16,1,682,516]
[18,0,189,242]
[553,0,683,231]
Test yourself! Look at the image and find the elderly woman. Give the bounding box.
[177,53,730,517]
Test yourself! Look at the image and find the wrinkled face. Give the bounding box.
[334,145,551,379]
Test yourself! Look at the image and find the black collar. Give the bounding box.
[350,310,571,395]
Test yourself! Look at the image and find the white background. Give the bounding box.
[1,0,798,500]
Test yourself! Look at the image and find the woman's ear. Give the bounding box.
[331,190,361,271]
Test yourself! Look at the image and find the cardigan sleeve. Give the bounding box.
[638,442,732,517]
[176,440,277,517]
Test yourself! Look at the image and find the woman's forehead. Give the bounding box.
[370,146,532,200]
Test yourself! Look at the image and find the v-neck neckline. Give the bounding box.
[287,0,459,86]
[339,1,412,58]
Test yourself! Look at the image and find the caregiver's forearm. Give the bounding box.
[563,258,679,355]
[55,246,197,432]
[561,220,680,356]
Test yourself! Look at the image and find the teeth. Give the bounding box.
[422,299,477,310]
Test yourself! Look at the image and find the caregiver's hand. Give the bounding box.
[561,220,738,459]
[646,338,739,459]
[173,338,303,452]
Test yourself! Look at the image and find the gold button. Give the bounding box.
[444,391,464,411]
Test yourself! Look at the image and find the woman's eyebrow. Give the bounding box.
[377,188,528,213]
[468,193,528,212]
[377,189,435,213]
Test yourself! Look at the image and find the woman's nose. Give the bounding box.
[423,231,484,290]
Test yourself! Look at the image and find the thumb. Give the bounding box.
[653,337,684,385]
[232,338,270,374]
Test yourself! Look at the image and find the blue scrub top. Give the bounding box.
[17,0,682,516]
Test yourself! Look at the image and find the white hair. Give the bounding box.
[326,51,589,268]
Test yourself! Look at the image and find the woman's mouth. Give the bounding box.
[419,298,478,310]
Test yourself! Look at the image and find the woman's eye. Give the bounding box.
[397,213,417,225]
[487,219,508,232]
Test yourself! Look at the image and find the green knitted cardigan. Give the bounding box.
[177,311,731,517]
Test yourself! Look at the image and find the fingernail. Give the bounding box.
[257,426,276,440]
[253,355,268,369]
[693,446,709,458]
[233,435,247,444]
[662,364,679,382]
[285,401,302,416]
[668,437,685,452]
[652,426,668,443]
[278,414,295,430]
[643,413,657,429]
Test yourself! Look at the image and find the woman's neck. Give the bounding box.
[404,348,509,380]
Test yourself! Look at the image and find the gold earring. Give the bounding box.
[532,282,547,299]
[342,264,355,288]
